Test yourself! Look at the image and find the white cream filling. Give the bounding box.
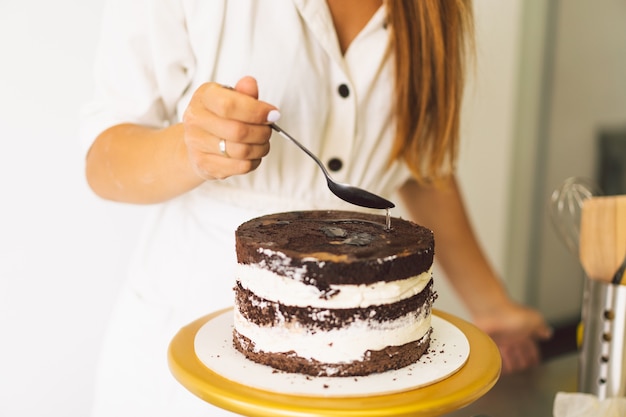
[236,264,433,309]
[234,308,432,363]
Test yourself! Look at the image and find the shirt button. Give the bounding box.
[337,84,350,98]
[327,158,343,172]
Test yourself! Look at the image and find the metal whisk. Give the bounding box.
[548,176,603,257]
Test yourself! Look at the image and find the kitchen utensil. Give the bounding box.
[578,278,626,399]
[579,196,626,283]
[612,197,626,284]
[613,257,626,285]
[549,177,602,257]
[270,124,395,210]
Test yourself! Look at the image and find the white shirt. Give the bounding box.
[81,0,410,209]
[82,1,412,416]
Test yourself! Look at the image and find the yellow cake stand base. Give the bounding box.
[168,308,501,417]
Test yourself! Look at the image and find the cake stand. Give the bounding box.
[168,308,501,417]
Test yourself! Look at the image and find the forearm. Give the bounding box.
[85,123,203,204]
[398,176,511,317]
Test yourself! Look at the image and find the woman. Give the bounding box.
[82,1,552,415]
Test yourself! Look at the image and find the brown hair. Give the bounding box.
[386,0,474,183]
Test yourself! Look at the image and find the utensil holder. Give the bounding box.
[578,277,626,399]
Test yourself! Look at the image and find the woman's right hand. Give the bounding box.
[182,76,281,180]
[86,76,280,204]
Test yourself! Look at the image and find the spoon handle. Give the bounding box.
[270,124,332,178]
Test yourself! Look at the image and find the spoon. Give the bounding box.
[270,123,395,210]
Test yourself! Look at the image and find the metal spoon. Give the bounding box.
[270,124,395,209]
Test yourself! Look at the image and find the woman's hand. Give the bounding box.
[183,76,280,180]
[86,76,281,204]
[473,302,553,374]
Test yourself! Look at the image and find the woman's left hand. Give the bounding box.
[473,302,553,375]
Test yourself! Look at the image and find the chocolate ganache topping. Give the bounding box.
[235,210,434,289]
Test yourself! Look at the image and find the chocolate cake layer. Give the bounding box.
[233,329,432,377]
[234,280,435,330]
[236,210,434,289]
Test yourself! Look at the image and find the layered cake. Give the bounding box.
[233,210,436,377]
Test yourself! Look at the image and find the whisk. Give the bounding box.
[548,176,603,257]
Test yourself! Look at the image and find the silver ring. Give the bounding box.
[218,139,229,158]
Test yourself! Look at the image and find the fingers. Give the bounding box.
[184,110,271,158]
[188,152,263,181]
[519,307,553,342]
[199,81,278,129]
[499,339,541,375]
[234,75,259,99]
[534,320,554,341]
[186,83,275,146]
[182,76,280,180]
[184,129,267,180]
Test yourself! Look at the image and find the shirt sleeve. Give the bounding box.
[78,0,195,157]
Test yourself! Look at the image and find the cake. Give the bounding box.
[232,210,436,377]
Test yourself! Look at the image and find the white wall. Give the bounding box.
[0,1,522,416]
[0,1,144,416]
[532,0,626,321]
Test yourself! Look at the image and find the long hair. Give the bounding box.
[386,0,474,183]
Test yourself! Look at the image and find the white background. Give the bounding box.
[4,1,623,416]
[0,2,144,415]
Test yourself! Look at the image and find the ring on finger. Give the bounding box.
[218,139,230,158]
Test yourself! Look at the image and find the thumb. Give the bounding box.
[234,76,259,99]
[537,323,554,340]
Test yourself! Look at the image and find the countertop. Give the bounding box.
[442,352,579,417]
